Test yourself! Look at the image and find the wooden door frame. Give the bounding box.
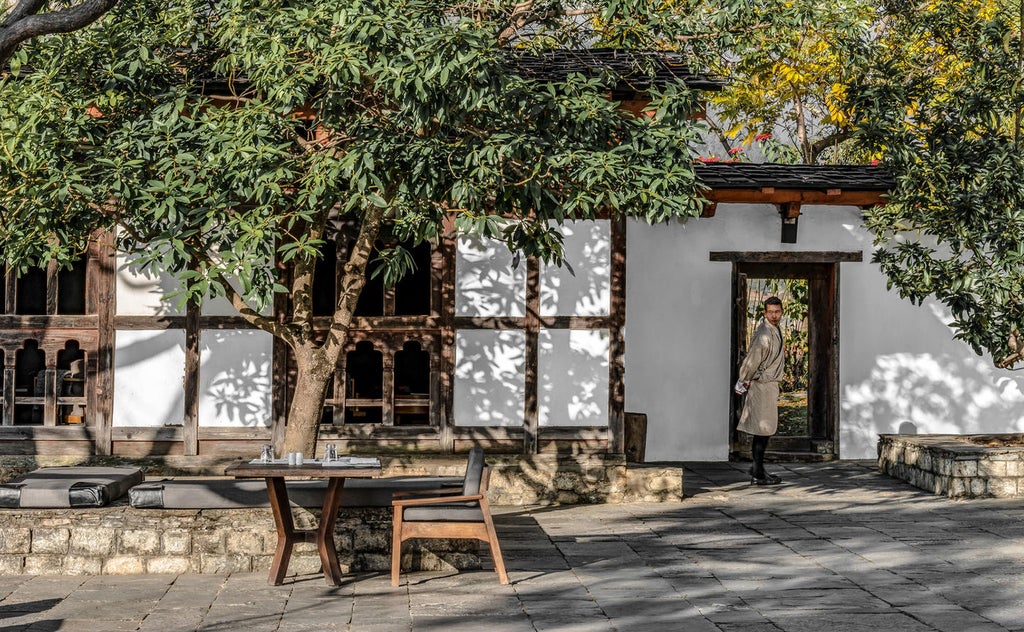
[711,251,861,459]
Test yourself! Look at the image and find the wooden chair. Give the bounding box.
[391,447,508,586]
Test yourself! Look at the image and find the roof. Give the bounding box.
[509,48,725,93]
[694,163,894,192]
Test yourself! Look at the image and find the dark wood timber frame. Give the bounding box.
[712,250,863,460]
[61,215,627,460]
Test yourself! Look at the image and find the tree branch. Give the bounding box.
[213,268,293,346]
[810,128,853,163]
[0,0,117,66]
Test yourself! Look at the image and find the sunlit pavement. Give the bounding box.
[2,461,1023,631]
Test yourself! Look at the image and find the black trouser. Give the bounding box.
[751,434,770,478]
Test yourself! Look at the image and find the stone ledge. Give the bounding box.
[878,434,1024,499]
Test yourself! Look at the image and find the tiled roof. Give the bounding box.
[509,48,725,92]
[695,163,894,191]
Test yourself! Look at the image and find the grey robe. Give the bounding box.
[737,320,785,436]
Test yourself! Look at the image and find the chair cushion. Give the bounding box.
[402,503,485,522]
[0,466,144,508]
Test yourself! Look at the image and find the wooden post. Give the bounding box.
[523,257,540,455]
[89,230,116,455]
[183,300,200,456]
[608,217,627,456]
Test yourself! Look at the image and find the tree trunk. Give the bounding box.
[280,351,333,457]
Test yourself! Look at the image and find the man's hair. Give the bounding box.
[765,296,782,308]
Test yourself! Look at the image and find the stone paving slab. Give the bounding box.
[2,461,1024,631]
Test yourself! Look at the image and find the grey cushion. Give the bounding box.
[402,504,485,522]
[128,476,463,509]
[462,447,485,496]
[0,467,144,508]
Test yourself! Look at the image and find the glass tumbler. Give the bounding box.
[260,444,274,463]
[324,443,337,463]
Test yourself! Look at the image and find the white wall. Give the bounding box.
[626,204,1024,460]
[539,328,609,426]
[198,330,273,427]
[454,329,526,426]
[116,253,182,316]
[113,329,186,427]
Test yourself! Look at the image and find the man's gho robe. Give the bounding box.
[737,320,785,436]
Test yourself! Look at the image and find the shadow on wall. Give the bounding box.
[842,351,1024,457]
[454,330,527,426]
[200,330,272,427]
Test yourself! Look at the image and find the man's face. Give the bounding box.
[764,304,783,327]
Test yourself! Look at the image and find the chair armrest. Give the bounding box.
[392,494,483,507]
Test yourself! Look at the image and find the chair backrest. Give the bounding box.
[462,447,485,496]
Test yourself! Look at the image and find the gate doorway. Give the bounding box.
[729,261,840,461]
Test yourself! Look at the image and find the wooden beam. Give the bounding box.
[703,188,887,207]
[709,251,864,263]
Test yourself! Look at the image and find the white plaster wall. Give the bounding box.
[453,330,526,426]
[626,204,1024,461]
[540,220,610,316]
[198,329,273,427]
[539,329,609,426]
[455,236,525,317]
[112,329,186,426]
[116,253,183,316]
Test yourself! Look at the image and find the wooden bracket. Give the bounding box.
[776,202,801,243]
[700,201,718,218]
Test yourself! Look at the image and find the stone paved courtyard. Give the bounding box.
[2,460,1024,631]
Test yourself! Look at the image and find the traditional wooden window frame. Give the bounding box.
[0,233,114,455]
[443,217,627,455]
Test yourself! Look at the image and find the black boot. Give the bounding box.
[750,435,781,485]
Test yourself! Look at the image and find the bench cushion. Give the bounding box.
[128,476,463,509]
[0,467,145,508]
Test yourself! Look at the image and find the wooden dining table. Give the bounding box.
[225,460,381,586]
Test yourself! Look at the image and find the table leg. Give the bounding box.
[265,477,294,586]
[318,478,346,586]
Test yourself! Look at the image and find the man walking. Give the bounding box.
[735,296,785,485]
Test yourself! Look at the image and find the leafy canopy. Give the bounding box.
[850,0,1024,369]
[0,0,709,310]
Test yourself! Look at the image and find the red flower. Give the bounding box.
[871,159,880,166]
[755,133,772,142]
[728,147,744,155]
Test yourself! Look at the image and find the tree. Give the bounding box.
[0,0,710,455]
[0,0,117,66]
[850,0,1024,369]
[670,0,877,164]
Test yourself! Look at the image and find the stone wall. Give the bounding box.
[878,434,1024,498]
[0,504,479,576]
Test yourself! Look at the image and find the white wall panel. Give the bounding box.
[455,236,525,317]
[454,330,526,427]
[199,330,273,427]
[540,220,610,317]
[115,253,183,316]
[113,329,185,426]
[539,329,609,427]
